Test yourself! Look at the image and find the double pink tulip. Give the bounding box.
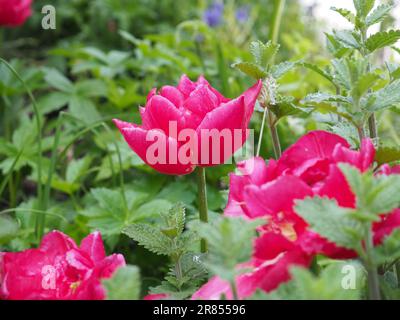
[114,75,262,175]
[0,0,32,27]
[192,130,400,300]
[0,231,125,300]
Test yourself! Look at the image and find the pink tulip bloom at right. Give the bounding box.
[114,75,262,175]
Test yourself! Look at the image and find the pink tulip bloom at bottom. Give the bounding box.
[0,231,125,300]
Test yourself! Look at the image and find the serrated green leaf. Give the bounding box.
[333,30,362,49]
[232,62,267,79]
[123,223,174,256]
[250,40,279,67]
[271,61,296,79]
[366,30,400,53]
[351,72,380,100]
[374,229,400,265]
[354,0,375,18]
[339,164,400,216]
[295,197,364,250]
[103,265,141,300]
[298,62,334,83]
[331,7,356,24]
[191,217,263,281]
[364,79,400,111]
[366,4,393,27]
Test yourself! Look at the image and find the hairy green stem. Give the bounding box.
[256,0,285,158]
[256,107,268,157]
[368,113,378,141]
[268,109,281,158]
[196,166,208,253]
[365,227,381,300]
[230,279,239,300]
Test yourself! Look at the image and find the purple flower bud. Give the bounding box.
[235,6,249,24]
[203,2,224,28]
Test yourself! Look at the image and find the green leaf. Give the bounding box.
[331,7,356,24]
[298,62,334,83]
[366,30,400,53]
[37,92,70,115]
[339,164,400,216]
[231,62,267,79]
[161,203,185,238]
[91,188,125,217]
[295,197,364,250]
[364,79,400,111]
[250,40,279,67]
[366,4,393,27]
[375,145,400,165]
[69,95,101,125]
[44,68,74,93]
[191,217,263,281]
[333,30,362,50]
[66,156,92,183]
[351,72,380,100]
[75,79,108,98]
[0,216,19,242]
[122,223,174,256]
[353,0,375,18]
[269,96,309,120]
[260,262,364,300]
[103,265,141,300]
[271,61,296,79]
[374,229,400,265]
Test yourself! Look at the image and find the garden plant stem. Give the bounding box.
[268,109,282,158]
[365,228,381,300]
[196,166,208,253]
[257,0,285,158]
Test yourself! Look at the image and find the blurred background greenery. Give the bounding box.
[0,0,399,296]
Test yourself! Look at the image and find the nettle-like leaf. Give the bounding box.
[250,40,279,67]
[365,4,393,27]
[150,253,208,299]
[259,262,364,300]
[161,203,186,238]
[271,61,296,79]
[363,79,400,111]
[375,145,400,165]
[301,93,353,121]
[333,30,362,50]
[103,265,141,300]
[351,72,381,101]
[326,33,351,58]
[123,223,175,256]
[269,96,309,121]
[353,0,375,18]
[366,30,400,53]
[331,7,356,25]
[298,62,334,84]
[339,164,400,216]
[373,229,400,265]
[231,61,267,80]
[191,217,263,281]
[295,197,364,250]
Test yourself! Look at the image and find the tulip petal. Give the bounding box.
[244,175,313,219]
[80,231,106,263]
[242,80,262,125]
[141,95,185,134]
[117,126,195,175]
[196,96,246,166]
[278,130,350,174]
